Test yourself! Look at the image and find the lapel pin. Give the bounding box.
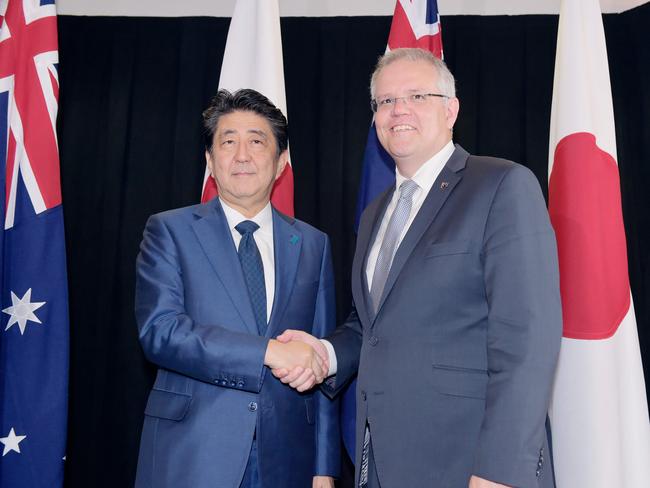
[440,181,449,189]
[289,235,300,245]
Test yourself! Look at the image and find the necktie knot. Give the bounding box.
[235,220,260,236]
[399,179,419,201]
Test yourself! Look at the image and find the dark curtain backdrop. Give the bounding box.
[57,5,650,487]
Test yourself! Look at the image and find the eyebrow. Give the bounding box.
[219,128,268,138]
[247,129,268,139]
[377,88,431,98]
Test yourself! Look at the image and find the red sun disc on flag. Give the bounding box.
[549,132,630,339]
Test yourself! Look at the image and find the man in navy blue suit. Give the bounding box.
[134,89,339,488]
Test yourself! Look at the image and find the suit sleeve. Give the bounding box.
[321,304,363,399]
[311,236,341,477]
[135,214,269,393]
[472,164,563,487]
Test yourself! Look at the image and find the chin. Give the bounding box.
[387,145,415,159]
[233,189,259,199]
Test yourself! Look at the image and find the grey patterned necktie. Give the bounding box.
[369,179,419,313]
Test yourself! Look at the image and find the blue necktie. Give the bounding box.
[369,179,419,313]
[235,220,267,335]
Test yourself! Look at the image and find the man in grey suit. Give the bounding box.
[274,48,562,488]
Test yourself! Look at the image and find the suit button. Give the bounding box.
[361,391,367,401]
[369,336,378,346]
[237,381,245,388]
[229,380,236,387]
[248,401,258,412]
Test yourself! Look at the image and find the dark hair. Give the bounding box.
[202,88,288,156]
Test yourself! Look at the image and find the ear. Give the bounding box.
[274,150,289,181]
[445,97,460,130]
[205,150,214,175]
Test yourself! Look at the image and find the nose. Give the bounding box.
[390,96,410,116]
[234,142,250,162]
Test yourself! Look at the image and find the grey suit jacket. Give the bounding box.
[325,145,562,488]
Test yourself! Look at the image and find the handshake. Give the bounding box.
[264,330,329,392]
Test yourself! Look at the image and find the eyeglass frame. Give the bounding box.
[370,93,449,113]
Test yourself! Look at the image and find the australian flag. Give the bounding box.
[0,1,69,486]
[345,0,444,458]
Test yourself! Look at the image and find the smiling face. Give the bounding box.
[206,110,287,217]
[373,58,459,177]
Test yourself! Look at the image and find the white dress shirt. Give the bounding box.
[323,140,456,376]
[220,198,275,322]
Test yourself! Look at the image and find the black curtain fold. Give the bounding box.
[57,6,650,487]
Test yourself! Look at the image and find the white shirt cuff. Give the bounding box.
[320,339,338,376]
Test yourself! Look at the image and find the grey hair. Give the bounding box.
[370,48,456,101]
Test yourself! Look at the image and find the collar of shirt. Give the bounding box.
[395,140,456,199]
[220,199,274,238]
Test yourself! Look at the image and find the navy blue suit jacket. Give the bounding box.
[134,199,340,488]
[325,146,561,488]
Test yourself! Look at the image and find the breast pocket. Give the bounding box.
[424,240,474,259]
[293,279,319,290]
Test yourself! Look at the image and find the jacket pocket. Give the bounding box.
[305,397,315,425]
[424,240,473,259]
[144,388,192,421]
[431,364,488,399]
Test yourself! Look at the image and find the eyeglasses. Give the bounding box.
[370,93,448,113]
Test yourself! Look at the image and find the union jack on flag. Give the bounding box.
[344,0,443,458]
[0,0,69,486]
[354,0,443,229]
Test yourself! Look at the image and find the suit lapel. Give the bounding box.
[191,199,258,335]
[266,209,302,338]
[374,146,469,320]
[353,188,393,327]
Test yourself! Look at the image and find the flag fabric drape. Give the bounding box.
[548,0,650,486]
[345,0,443,458]
[200,0,294,216]
[0,0,69,486]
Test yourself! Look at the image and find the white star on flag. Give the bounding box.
[0,428,27,456]
[2,288,46,335]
